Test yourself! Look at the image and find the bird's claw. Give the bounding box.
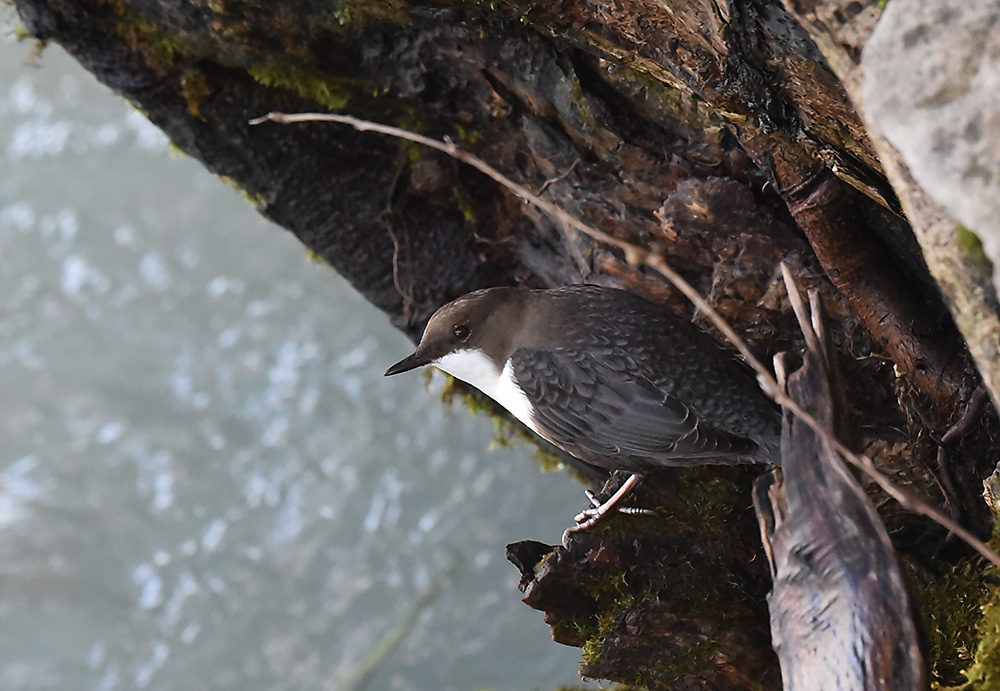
[568,474,656,533]
[616,506,659,517]
[568,506,607,533]
[583,489,657,516]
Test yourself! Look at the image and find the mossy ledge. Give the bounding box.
[508,467,781,690]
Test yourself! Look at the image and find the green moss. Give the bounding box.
[920,519,1000,690]
[333,0,412,29]
[956,225,993,270]
[594,608,619,638]
[964,587,1000,689]
[958,523,1000,690]
[180,69,210,120]
[578,556,720,683]
[956,225,985,256]
[166,140,186,158]
[248,58,351,111]
[910,559,989,685]
[388,109,427,166]
[109,1,357,114]
[453,190,478,224]
[123,17,186,67]
[653,638,718,681]
[215,175,268,209]
[580,621,605,666]
[534,445,570,473]
[576,561,635,606]
[548,617,586,645]
[452,122,482,149]
[11,22,44,50]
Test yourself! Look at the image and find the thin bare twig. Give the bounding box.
[250,111,1000,568]
[536,158,581,196]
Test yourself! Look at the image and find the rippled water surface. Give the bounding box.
[0,13,593,691]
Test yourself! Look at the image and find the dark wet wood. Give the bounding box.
[754,293,927,690]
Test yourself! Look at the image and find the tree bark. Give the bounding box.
[12,1,999,688]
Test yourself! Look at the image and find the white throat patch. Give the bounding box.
[434,350,538,434]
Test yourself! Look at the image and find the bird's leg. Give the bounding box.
[569,472,649,532]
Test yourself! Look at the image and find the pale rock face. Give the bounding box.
[434,349,539,433]
[863,0,1000,288]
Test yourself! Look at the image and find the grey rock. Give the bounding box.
[863,0,1000,286]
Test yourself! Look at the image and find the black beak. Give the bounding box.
[385,350,430,376]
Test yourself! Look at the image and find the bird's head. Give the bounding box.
[384,287,520,378]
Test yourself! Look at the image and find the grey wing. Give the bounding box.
[511,348,759,465]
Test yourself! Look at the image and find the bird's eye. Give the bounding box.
[453,324,471,341]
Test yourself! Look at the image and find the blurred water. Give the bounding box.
[0,13,594,691]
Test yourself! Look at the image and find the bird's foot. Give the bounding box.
[583,489,658,517]
[566,473,651,533]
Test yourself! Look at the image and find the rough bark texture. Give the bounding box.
[11,1,1000,689]
[755,295,926,691]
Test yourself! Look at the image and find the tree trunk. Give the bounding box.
[12,1,1000,688]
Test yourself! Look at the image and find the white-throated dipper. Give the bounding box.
[385,285,780,529]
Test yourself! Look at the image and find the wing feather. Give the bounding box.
[511,347,759,469]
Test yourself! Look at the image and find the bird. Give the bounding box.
[385,284,781,529]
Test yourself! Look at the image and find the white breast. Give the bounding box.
[434,349,539,434]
